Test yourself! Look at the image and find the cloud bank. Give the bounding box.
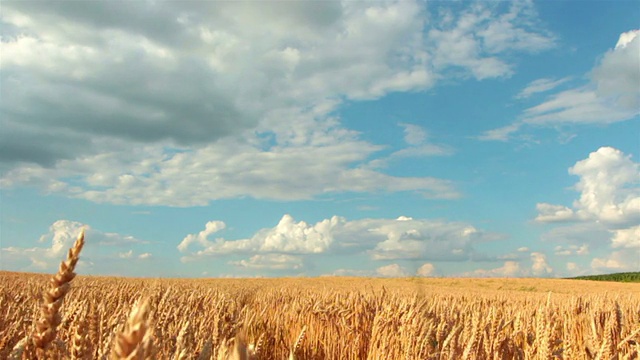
[178,214,504,269]
[1,1,554,206]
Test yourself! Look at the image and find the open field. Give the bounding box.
[1,229,639,359]
[2,270,639,359]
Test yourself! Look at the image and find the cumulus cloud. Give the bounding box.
[459,250,555,278]
[611,226,640,249]
[0,220,150,273]
[536,147,639,272]
[482,29,639,141]
[416,263,436,277]
[376,264,409,277]
[530,252,553,276]
[569,147,639,225]
[178,214,503,263]
[178,215,337,259]
[177,221,226,252]
[536,147,639,226]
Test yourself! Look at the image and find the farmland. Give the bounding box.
[1,231,639,359]
[2,270,639,359]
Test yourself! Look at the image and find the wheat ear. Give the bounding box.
[111,298,153,359]
[31,229,85,353]
[288,326,307,360]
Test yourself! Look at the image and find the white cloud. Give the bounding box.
[531,252,553,276]
[554,244,589,256]
[593,30,640,110]
[35,220,86,259]
[1,1,555,205]
[536,147,639,226]
[591,250,639,272]
[376,264,409,277]
[400,123,428,146]
[535,203,575,222]
[463,261,522,278]
[229,254,304,271]
[329,268,373,277]
[416,263,435,277]
[477,123,522,142]
[458,249,556,278]
[177,221,226,252]
[0,1,433,165]
[524,29,639,125]
[0,220,149,273]
[428,1,554,80]
[537,147,639,272]
[392,123,453,158]
[482,29,639,141]
[616,29,640,49]
[389,144,453,159]
[118,250,133,259]
[1,118,460,205]
[515,77,570,99]
[569,147,640,225]
[522,87,637,126]
[117,250,152,260]
[368,123,453,168]
[179,215,338,259]
[611,226,640,249]
[178,214,502,263]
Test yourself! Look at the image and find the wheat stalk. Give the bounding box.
[31,229,85,357]
[111,298,153,359]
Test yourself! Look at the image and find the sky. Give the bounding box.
[0,0,638,279]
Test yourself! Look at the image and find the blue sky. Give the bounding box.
[1,0,638,278]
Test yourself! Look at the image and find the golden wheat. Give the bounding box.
[1,231,640,359]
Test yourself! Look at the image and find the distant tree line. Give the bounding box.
[570,272,640,283]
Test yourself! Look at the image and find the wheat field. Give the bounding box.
[1,231,639,359]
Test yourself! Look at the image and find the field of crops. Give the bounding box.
[1,233,639,359]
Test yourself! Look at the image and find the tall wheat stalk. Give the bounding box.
[30,229,85,358]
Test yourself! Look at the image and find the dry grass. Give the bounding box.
[1,232,639,359]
